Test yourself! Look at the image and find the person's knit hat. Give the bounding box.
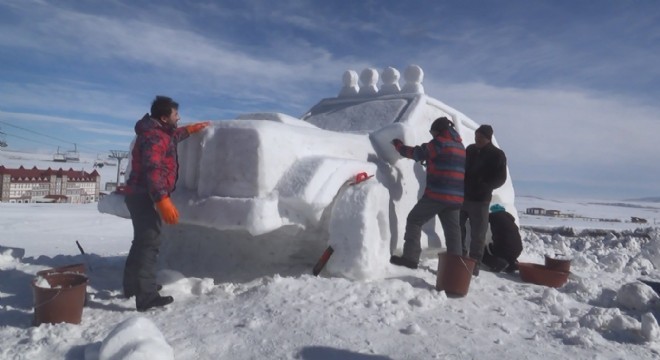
[430,117,454,132]
[489,204,505,213]
[476,124,493,140]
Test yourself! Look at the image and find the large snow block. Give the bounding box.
[326,180,391,280]
[193,121,374,198]
[369,123,413,165]
[97,193,130,219]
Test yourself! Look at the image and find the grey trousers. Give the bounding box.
[460,199,490,262]
[123,193,162,307]
[402,196,462,262]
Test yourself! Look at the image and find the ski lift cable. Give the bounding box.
[0,120,112,153]
[0,120,76,146]
[0,130,61,148]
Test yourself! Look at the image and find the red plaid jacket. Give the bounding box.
[125,114,190,202]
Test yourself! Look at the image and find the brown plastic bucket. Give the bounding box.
[36,263,86,277]
[435,253,477,296]
[36,263,88,307]
[544,255,571,273]
[32,273,88,326]
[518,262,569,288]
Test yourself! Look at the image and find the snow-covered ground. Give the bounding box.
[1,198,660,359]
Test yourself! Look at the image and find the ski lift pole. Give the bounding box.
[0,129,7,147]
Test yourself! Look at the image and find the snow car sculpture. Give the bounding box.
[99,65,517,280]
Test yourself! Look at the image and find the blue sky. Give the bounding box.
[0,0,659,200]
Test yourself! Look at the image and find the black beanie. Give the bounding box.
[476,125,493,140]
[431,117,454,132]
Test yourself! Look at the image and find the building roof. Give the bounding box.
[0,165,100,183]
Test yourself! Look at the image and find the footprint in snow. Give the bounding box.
[400,323,425,335]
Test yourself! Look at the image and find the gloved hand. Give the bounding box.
[156,196,179,225]
[391,139,404,150]
[186,121,211,135]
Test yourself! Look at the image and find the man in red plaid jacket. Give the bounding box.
[123,95,209,311]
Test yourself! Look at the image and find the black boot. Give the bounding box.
[483,256,509,273]
[505,260,519,273]
[124,284,163,299]
[390,255,418,269]
[472,263,480,276]
[137,295,173,312]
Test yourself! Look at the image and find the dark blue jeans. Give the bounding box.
[123,193,162,307]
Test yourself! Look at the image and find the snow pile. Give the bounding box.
[517,226,660,346]
[95,316,173,360]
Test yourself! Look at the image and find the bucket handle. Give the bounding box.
[459,257,472,274]
[33,289,62,309]
[440,253,473,274]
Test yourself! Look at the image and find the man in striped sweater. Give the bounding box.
[389,117,466,269]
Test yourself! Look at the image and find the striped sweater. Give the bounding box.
[395,128,466,206]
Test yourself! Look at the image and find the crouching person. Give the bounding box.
[389,117,466,269]
[481,204,522,273]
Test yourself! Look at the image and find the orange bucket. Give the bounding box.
[32,273,88,326]
[36,263,86,277]
[435,253,476,296]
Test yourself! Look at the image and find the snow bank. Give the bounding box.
[97,316,173,360]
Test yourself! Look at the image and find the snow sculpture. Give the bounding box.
[99,62,518,281]
[358,68,379,95]
[378,66,401,95]
[338,70,360,97]
[401,64,425,94]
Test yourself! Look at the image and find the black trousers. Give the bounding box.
[123,193,162,307]
[460,200,490,262]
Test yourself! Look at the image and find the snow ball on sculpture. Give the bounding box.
[358,68,379,95]
[378,66,401,95]
[402,64,425,94]
[338,70,360,97]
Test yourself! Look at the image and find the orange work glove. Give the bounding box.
[186,121,211,135]
[155,196,179,225]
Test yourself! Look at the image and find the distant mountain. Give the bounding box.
[624,197,660,203]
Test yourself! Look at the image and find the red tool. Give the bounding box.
[350,172,373,185]
[313,246,334,276]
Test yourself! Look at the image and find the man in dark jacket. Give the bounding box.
[460,124,507,275]
[389,117,466,269]
[123,95,209,311]
[482,204,522,272]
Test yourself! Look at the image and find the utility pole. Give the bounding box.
[108,150,129,189]
[0,127,7,147]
